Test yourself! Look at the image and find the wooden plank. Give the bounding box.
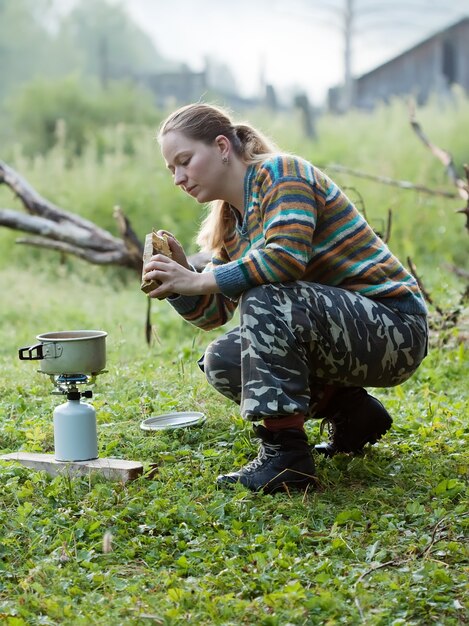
[0,452,144,482]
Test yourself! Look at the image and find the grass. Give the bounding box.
[0,95,468,625]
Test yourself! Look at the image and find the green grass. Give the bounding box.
[0,96,468,625]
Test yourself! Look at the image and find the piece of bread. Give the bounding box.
[140,231,172,294]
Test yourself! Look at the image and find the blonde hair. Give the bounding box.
[157,103,278,253]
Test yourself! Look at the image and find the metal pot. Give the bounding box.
[19,330,107,375]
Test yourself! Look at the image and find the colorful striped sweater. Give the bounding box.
[169,155,427,330]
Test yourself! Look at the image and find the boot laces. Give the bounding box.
[319,417,337,439]
[243,441,281,474]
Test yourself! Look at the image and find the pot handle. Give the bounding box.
[18,343,44,361]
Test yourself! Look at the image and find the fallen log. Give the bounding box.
[0,160,210,271]
[0,160,142,271]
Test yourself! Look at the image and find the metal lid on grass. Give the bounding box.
[140,411,206,431]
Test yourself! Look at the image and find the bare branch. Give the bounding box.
[113,205,144,258]
[408,103,469,202]
[444,264,469,281]
[455,165,469,230]
[407,256,445,315]
[384,209,392,244]
[0,161,213,345]
[0,208,129,253]
[15,236,137,267]
[0,161,209,278]
[322,163,457,198]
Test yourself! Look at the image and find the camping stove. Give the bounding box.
[48,373,99,462]
[18,330,107,463]
[11,330,143,482]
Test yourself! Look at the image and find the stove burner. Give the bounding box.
[56,374,89,384]
[46,371,99,394]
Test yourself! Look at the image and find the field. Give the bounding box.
[0,95,468,625]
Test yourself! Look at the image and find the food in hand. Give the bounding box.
[140,231,172,294]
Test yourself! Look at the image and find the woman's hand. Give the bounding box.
[156,229,190,269]
[144,256,218,298]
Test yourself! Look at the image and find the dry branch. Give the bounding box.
[445,264,469,281]
[113,205,144,259]
[407,256,445,316]
[459,165,469,230]
[409,103,469,202]
[409,102,469,232]
[0,160,215,345]
[323,163,458,198]
[15,236,135,266]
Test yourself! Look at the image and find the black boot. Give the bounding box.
[217,425,316,494]
[314,387,392,457]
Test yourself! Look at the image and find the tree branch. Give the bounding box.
[15,236,138,266]
[113,205,144,258]
[409,101,469,233]
[407,256,445,316]
[0,161,212,345]
[409,103,469,202]
[322,163,458,198]
[0,207,128,252]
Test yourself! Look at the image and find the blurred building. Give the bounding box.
[135,67,208,108]
[133,64,268,110]
[329,17,469,112]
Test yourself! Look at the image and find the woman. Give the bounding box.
[143,103,428,494]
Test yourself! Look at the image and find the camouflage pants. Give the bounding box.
[199,282,428,421]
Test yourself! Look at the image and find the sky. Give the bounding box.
[121,0,469,105]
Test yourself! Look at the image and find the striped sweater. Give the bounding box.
[169,155,427,330]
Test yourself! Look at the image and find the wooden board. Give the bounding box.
[0,452,144,482]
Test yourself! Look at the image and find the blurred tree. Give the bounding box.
[59,0,171,86]
[0,0,55,101]
[0,0,174,103]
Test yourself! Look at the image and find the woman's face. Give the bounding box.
[161,130,228,203]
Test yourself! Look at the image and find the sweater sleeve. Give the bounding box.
[167,250,239,331]
[213,171,319,299]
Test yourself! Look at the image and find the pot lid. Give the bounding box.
[37,330,107,341]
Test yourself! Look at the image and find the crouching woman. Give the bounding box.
[143,103,428,494]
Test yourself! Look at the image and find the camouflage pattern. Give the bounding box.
[199,282,428,421]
